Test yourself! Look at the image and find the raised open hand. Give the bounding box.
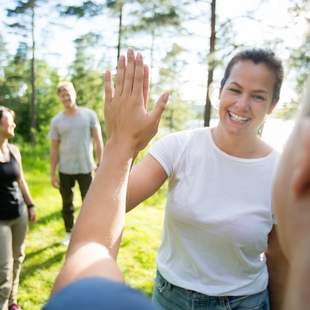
[104,49,169,155]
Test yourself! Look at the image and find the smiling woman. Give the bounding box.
[126,49,288,310]
[213,49,283,157]
[0,106,36,310]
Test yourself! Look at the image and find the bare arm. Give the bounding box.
[127,154,167,212]
[52,49,169,294]
[266,226,288,310]
[272,80,310,310]
[50,139,60,188]
[284,253,310,310]
[91,126,103,166]
[53,142,132,291]
[10,145,36,223]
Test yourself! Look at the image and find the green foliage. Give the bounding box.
[106,0,125,11]
[152,43,193,131]
[129,0,181,33]
[290,32,310,93]
[162,94,193,132]
[281,0,310,118]
[6,0,48,48]
[0,45,60,142]
[0,43,31,138]
[273,100,300,120]
[0,35,8,71]
[58,1,104,17]
[289,0,310,91]
[70,33,104,129]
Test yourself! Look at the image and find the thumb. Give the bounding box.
[150,92,169,123]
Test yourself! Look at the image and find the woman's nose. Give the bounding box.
[235,94,250,110]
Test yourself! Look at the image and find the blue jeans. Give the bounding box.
[152,271,270,310]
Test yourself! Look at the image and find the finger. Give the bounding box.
[150,92,170,124]
[115,55,125,97]
[104,70,113,105]
[123,48,135,96]
[143,64,149,109]
[132,52,144,102]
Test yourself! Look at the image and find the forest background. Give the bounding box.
[0,0,309,309]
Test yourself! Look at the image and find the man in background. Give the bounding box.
[49,81,103,246]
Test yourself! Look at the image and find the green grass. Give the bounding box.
[18,148,165,309]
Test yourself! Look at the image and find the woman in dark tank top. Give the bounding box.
[0,149,24,219]
[0,106,36,310]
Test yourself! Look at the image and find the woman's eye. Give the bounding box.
[253,95,265,101]
[228,88,240,93]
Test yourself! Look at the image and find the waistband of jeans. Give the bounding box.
[156,270,267,300]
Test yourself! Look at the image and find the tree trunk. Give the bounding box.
[30,4,37,145]
[204,0,216,127]
[116,3,123,62]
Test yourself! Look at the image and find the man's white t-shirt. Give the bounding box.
[149,127,279,296]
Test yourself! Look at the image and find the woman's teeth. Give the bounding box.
[229,111,249,123]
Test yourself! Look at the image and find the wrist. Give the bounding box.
[105,138,137,159]
[27,204,35,209]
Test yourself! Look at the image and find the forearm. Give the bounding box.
[126,155,168,213]
[267,257,287,309]
[284,255,310,310]
[266,227,288,310]
[95,141,103,166]
[68,140,134,258]
[92,127,103,166]
[19,177,34,206]
[50,149,59,176]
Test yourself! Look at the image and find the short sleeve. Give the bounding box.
[89,110,100,129]
[49,117,59,140]
[149,131,190,177]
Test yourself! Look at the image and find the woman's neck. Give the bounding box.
[0,137,8,152]
[212,125,271,158]
[0,138,9,161]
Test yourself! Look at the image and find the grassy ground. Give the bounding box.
[18,149,165,309]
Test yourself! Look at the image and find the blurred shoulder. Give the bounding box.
[79,107,97,116]
[8,143,21,161]
[51,112,64,124]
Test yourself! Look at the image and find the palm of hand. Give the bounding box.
[104,49,168,154]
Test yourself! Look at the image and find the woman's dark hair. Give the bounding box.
[220,48,284,102]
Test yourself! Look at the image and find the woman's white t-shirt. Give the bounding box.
[149,127,279,296]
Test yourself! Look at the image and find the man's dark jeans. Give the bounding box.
[59,172,93,233]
